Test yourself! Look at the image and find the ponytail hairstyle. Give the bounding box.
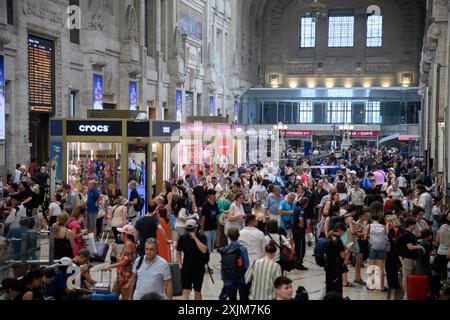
[327,222,346,242]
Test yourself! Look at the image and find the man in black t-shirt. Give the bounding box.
[325,222,347,295]
[396,217,426,300]
[128,181,140,224]
[192,177,208,213]
[176,219,208,300]
[135,202,169,256]
[200,189,219,253]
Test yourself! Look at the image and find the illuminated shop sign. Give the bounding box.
[66,120,122,136]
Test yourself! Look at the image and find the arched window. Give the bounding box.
[366,14,383,47]
[299,17,316,48]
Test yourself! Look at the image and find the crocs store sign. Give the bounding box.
[66,120,122,136]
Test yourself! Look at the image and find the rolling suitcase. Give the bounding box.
[169,242,183,296]
[91,270,119,300]
[91,231,110,263]
[407,275,429,300]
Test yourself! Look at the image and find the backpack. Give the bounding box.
[133,195,145,212]
[254,186,268,203]
[369,223,388,251]
[218,245,244,282]
[314,238,330,267]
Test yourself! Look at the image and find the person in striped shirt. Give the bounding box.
[245,240,282,300]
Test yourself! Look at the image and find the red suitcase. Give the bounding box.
[407,275,429,300]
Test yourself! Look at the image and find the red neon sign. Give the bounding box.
[350,130,379,137]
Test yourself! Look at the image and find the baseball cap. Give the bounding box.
[186,219,198,230]
[78,248,91,258]
[340,199,348,205]
[59,257,74,267]
[199,177,207,182]
[117,224,136,235]
[350,170,357,175]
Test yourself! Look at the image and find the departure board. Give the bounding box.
[28,35,55,113]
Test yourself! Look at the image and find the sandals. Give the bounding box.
[354,279,366,286]
[344,282,356,288]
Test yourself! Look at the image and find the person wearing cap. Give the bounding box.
[102,224,137,300]
[176,219,208,300]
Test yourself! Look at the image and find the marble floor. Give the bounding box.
[35,236,397,300]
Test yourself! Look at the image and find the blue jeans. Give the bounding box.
[204,230,216,253]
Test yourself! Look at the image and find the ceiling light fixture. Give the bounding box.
[302,0,327,22]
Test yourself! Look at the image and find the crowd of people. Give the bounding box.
[1,146,450,301]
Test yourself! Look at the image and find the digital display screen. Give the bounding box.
[28,35,55,113]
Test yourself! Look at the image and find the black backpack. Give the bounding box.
[218,245,244,282]
[133,195,145,212]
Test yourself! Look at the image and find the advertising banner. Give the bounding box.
[93,74,103,110]
[50,142,62,195]
[129,81,138,111]
[176,90,182,122]
[209,96,214,116]
[0,55,5,140]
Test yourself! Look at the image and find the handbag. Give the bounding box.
[268,233,297,272]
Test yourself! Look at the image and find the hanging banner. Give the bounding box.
[129,81,138,111]
[209,96,214,116]
[0,55,5,140]
[176,90,182,122]
[234,100,239,122]
[93,74,103,110]
[49,142,62,195]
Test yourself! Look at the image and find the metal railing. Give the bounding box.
[0,226,56,282]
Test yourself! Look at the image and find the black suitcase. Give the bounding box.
[169,263,183,296]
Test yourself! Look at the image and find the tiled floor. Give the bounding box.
[37,237,394,300]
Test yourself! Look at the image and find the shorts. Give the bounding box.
[181,268,205,292]
[400,257,415,278]
[369,249,387,260]
[280,227,293,240]
[87,213,98,229]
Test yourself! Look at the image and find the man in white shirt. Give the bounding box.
[348,182,366,207]
[402,189,414,214]
[238,215,266,265]
[5,195,27,231]
[13,164,21,184]
[416,185,433,222]
[208,176,223,198]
